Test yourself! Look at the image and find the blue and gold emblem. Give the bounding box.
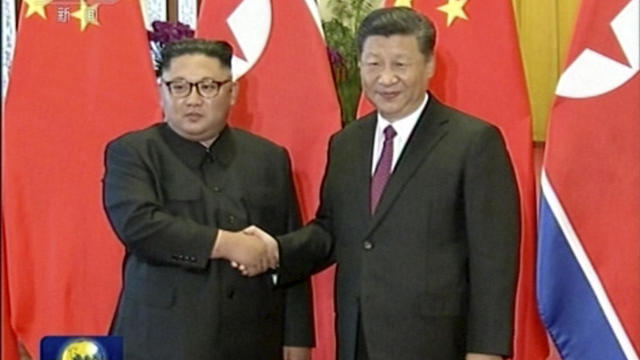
[41,336,122,360]
[59,339,107,360]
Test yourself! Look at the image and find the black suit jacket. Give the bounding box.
[278,96,519,360]
[103,124,313,360]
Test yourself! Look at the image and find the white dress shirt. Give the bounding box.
[371,93,429,175]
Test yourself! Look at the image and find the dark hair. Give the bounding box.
[356,7,436,59]
[156,39,233,77]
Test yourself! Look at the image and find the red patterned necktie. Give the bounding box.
[370,125,397,213]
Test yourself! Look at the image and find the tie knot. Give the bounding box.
[383,125,396,140]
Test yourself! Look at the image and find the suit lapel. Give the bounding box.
[349,116,377,232]
[364,97,450,238]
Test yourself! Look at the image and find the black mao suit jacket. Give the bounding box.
[103,124,312,360]
[278,96,519,360]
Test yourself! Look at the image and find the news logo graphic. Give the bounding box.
[41,336,123,360]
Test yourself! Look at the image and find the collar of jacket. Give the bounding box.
[159,123,235,169]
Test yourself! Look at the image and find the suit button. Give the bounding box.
[227,215,236,224]
[363,241,373,250]
[212,186,220,192]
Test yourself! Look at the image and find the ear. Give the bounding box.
[426,55,436,79]
[157,81,165,105]
[156,82,168,122]
[230,81,239,106]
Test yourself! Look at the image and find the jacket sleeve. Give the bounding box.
[279,149,315,347]
[103,138,216,270]
[277,136,337,286]
[463,125,519,356]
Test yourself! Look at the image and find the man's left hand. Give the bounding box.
[283,346,310,360]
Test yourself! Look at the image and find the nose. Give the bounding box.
[378,66,397,86]
[184,86,203,105]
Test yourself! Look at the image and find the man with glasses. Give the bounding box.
[103,39,312,360]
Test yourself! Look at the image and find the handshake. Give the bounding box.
[212,226,278,276]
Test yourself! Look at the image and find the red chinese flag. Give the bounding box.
[358,1,546,358]
[2,0,159,357]
[197,1,342,359]
[1,215,19,360]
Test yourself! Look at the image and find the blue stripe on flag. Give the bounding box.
[537,195,626,360]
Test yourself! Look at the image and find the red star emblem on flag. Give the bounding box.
[209,0,247,61]
[569,0,631,67]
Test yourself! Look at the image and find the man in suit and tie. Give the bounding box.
[242,7,519,360]
[103,39,312,360]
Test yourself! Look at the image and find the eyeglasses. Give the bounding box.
[162,78,232,98]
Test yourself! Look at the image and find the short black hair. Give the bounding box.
[356,7,436,59]
[156,39,233,77]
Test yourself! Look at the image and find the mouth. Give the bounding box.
[184,112,203,121]
[377,90,400,101]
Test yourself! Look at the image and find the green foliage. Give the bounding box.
[322,0,375,125]
[327,0,376,33]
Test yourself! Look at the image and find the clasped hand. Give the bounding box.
[215,226,278,276]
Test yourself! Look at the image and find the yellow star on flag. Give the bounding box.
[72,0,100,31]
[393,0,413,6]
[437,0,469,27]
[24,0,52,19]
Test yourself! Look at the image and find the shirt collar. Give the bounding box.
[376,93,429,141]
[159,123,234,169]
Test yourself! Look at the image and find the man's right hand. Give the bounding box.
[234,225,280,276]
[211,229,278,276]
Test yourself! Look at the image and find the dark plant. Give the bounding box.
[148,20,195,46]
[147,21,195,70]
[323,0,375,125]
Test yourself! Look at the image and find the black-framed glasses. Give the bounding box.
[162,78,232,98]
